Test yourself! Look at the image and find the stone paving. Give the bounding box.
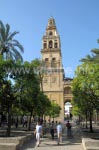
[22,122,84,150]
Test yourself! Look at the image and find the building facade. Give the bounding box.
[40,18,73,121]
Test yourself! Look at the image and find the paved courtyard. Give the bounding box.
[22,122,84,150]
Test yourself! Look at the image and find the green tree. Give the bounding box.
[36,92,51,119]
[72,63,99,132]
[14,60,41,130]
[31,58,46,92]
[48,101,61,121]
[81,39,99,63]
[0,20,24,62]
[0,56,17,136]
[2,81,16,136]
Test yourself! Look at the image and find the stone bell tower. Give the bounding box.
[41,18,64,121]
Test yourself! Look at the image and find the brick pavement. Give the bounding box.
[22,122,84,150]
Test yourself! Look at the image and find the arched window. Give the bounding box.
[49,41,53,48]
[52,57,56,61]
[54,42,58,48]
[50,21,52,25]
[49,31,53,36]
[51,58,56,68]
[64,87,71,94]
[43,43,47,49]
[45,58,49,67]
[45,58,48,61]
[64,101,72,115]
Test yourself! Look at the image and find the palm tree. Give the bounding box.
[0,20,24,62]
[81,39,99,63]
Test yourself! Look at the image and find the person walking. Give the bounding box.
[50,123,55,139]
[66,120,71,137]
[23,115,28,128]
[35,121,42,147]
[56,122,63,145]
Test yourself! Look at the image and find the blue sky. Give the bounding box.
[0,0,99,77]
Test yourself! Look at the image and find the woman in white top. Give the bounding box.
[56,122,63,145]
[35,122,42,147]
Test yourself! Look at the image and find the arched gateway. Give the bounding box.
[40,18,73,121]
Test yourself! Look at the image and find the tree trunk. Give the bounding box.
[95,110,98,125]
[43,115,45,121]
[89,111,93,132]
[39,72,43,92]
[7,104,12,137]
[85,112,88,129]
[53,117,54,122]
[28,111,32,131]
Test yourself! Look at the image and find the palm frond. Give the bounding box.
[13,40,24,52]
[7,31,19,41]
[86,55,92,59]
[5,51,12,60]
[0,20,6,41]
[92,55,99,63]
[0,20,5,30]
[97,39,99,44]
[5,24,10,39]
[7,42,24,53]
[12,43,24,52]
[80,55,92,62]
[11,47,23,62]
[80,58,86,62]
[91,48,99,55]
[0,20,24,62]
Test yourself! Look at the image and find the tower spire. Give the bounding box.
[41,18,62,68]
[47,17,56,27]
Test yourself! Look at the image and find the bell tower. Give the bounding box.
[41,18,64,121]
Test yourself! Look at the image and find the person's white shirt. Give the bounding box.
[57,124,62,133]
[35,123,42,147]
[23,115,27,122]
[36,124,42,133]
